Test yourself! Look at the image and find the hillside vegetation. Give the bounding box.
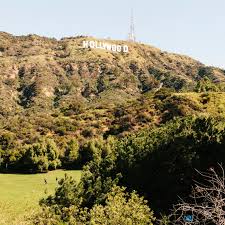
[1,32,225,173]
[1,33,225,224]
[1,32,225,116]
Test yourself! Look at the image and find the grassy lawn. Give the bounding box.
[0,170,81,225]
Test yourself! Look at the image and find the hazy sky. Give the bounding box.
[1,0,225,68]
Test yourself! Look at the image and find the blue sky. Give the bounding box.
[1,0,225,68]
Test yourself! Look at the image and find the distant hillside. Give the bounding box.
[0,32,225,115]
[1,32,225,142]
[2,33,225,225]
[1,32,225,173]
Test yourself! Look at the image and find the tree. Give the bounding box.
[63,139,79,168]
[0,132,14,150]
[172,164,225,225]
[90,185,155,225]
[115,116,225,214]
[45,138,61,170]
[36,184,155,225]
[195,77,219,93]
[23,138,61,173]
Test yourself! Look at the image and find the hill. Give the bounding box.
[1,32,225,172]
[1,32,225,114]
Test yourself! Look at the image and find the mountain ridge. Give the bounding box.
[1,32,225,115]
[1,32,225,172]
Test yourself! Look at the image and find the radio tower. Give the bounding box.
[128,9,136,42]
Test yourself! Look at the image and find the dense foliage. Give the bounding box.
[1,33,225,173]
[115,116,225,213]
[35,184,155,225]
[2,33,225,223]
[2,87,225,174]
[33,115,225,224]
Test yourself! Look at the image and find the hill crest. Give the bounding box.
[0,32,225,115]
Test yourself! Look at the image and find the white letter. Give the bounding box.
[102,42,107,50]
[117,45,122,52]
[95,41,99,48]
[123,45,129,53]
[105,43,112,51]
[83,41,89,48]
[111,45,117,52]
[97,42,103,49]
[89,41,95,48]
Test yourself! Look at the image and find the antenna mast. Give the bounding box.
[128,9,136,42]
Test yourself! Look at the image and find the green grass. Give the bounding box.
[0,170,81,225]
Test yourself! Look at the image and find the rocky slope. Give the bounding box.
[1,32,225,143]
[1,32,225,115]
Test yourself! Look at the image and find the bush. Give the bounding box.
[90,186,155,225]
[35,183,155,225]
[22,138,61,173]
[62,139,79,168]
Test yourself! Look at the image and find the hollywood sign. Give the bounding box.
[82,40,129,53]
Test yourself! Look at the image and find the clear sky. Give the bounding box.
[1,0,225,68]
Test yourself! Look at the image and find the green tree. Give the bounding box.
[45,138,61,170]
[36,182,155,225]
[63,139,79,168]
[195,77,219,92]
[23,138,61,172]
[90,185,155,225]
[115,116,225,214]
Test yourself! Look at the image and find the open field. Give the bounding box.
[0,170,81,225]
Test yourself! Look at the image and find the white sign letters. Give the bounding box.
[82,41,129,53]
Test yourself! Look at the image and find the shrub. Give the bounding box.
[63,139,79,168]
[22,138,61,173]
[90,186,155,225]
